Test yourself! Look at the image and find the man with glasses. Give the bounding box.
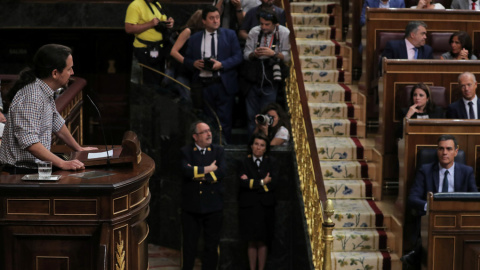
[403,134,477,268]
[446,72,480,119]
[180,120,227,269]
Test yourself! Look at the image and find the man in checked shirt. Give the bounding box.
[0,44,96,174]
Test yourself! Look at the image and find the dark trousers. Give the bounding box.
[134,47,166,86]
[181,210,223,270]
[202,81,234,143]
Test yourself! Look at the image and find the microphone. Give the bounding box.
[86,94,111,169]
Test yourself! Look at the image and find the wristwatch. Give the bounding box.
[236,8,243,12]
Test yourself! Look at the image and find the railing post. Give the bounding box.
[322,199,335,270]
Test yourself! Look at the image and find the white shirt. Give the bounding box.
[470,0,480,10]
[199,30,218,78]
[379,1,390,8]
[438,163,455,193]
[463,95,478,119]
[405,39,417,60]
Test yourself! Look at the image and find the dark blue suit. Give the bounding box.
[382,39,433,60]
[409,162,477,216]
[184,28,243,142]
[180,143,226,270]
[446,98,480,119]
[361,0,405,27]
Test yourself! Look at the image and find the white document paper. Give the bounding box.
[88,150,113,159]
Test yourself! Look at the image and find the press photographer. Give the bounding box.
[125,0,175,87]
[253,103,291,146]
[242,9,291,136]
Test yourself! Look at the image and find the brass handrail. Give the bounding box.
[282,0,333,268]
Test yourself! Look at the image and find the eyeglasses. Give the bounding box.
[259,11,276,21]
[196,129,211,135]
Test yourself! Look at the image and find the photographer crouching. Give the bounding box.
[125,0,174,87]
[243,9,290,136]
[254,103,291,146]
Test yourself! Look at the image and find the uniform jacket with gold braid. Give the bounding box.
[237,154,277,208]
[181,143,226,214]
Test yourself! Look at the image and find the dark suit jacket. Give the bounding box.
[181,143,226,214]
[450,0,469,9]
[382,39,434,60]
[361,0,405,26]
[184,28,243,95]
[446,98,480,119]
[409,162,478,216]
[237,155,276,208]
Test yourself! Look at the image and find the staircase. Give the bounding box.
[288,1,402,269]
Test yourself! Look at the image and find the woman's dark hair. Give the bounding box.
[409,83,435,113]
[260,103,291,142]
[248,132,270,156]
[8,44,72,101]
[184,9,204,32]
[449,31,473,59]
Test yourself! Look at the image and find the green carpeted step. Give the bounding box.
[332,251,390,270]
[325,179,372,199]
[331,200,383,228]
[308,102,352,119]
[294,26,332,40]
[296,40,337,56]
[290,2,336,14]
[305,83,350,103]
[302,68,340,83]
[291,13,331,26]
[311,119,352,137]
[332,229,387,252]
[315,137,361,160]
[300,56,338,71]
[320,160,367,179]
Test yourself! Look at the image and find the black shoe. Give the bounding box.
[401,250,420,268]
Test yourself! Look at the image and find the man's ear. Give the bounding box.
[51,69,59,79]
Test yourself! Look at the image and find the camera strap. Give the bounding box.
[144,0,164,18]
[256,27,278,51]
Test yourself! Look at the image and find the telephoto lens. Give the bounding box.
[273,64,281,81]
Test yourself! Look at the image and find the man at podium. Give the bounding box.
[0,44,96,174]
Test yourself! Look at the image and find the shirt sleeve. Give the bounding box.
[244,28,257,60]
[274,126,290,141]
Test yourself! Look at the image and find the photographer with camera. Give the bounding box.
[253,103,290,146]
[243,9,290,136]
[125,0,174,87]
[184,6,243,143]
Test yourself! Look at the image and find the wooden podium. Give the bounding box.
[0,133,155,270]
[421,192,480,270]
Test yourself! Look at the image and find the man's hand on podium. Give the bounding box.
[79,146,98,151]
[59,159,86,171]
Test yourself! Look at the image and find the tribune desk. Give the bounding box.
[0,152,155,270]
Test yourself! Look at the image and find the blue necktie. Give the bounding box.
[413,47,418,59]
[469,101,475,119]
[442,170,449,192]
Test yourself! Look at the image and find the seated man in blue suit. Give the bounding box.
[402,134,478,268]
[382,21,434,60]
[446,72,479,119]
[184,5,243,143]
[361,0,405,27]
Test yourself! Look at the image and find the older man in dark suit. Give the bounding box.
[403,134,478,268]
[446,72,480,119]
[382,21,434,60]
[184,5,243,143]
[180,121,227,270]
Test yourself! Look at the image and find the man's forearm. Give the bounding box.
[27,142,65,168]
[55,125,82,152]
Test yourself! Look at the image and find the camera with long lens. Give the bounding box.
[154,21,168,33]
[272,63,282,81]
[203,57,215,71]
[256,114,274,126]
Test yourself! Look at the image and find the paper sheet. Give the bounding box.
[87,150,113,159]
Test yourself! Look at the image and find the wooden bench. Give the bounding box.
[365,9,480,100]
[421,192,480,270]
[378,59,480,180]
